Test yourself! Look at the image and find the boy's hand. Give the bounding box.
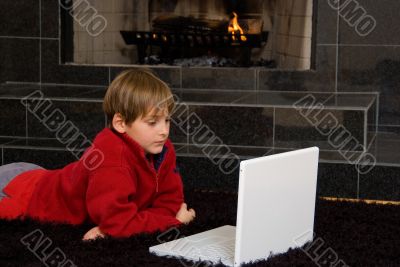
[176,203,196,225]
[82,226,105,241]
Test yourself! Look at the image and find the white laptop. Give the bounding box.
[149,147,319,266]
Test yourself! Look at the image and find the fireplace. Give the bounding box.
[63,0,314,69]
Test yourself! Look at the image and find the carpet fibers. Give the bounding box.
[0,190,399,267]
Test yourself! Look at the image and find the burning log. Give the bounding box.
[152,15,228,34]
[152,14,263,35]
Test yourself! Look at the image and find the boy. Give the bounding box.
[0,69,195,240]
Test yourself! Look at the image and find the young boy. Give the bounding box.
[0,69,195,240]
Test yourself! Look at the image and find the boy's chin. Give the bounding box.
[145,146,163,155]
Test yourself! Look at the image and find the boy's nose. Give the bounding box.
[159,123,169,136]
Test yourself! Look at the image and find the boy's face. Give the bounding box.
[124,108,171,154]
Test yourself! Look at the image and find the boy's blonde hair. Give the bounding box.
[103,68,175,126]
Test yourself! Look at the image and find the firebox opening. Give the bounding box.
[62,0,315,69]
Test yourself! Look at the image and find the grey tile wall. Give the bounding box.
[378,125,400,135]
[0,99,26,137]
[41,0,59,38]
[359,165,400,201]
[315,0,338,44]
[0,0,39,37]
[0,85,377,156]
[367,132,400,165]
[41,40,110,85]
[317,162,358,198]
[27,100,105,140]
[3,147,77,169]
[188,106,273,147]
[338,46,400,126]
[274,108,365,151]
[110,67,182,89]
[335,0,400,131]
[367,98,378,145]
[170,104,188,144]
[182,68,257,90]
[0,38,40,83]
[177,156,239,192]
[338,0,400,45]
[258,45,337,91]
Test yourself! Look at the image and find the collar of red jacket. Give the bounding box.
[105,128,169,171]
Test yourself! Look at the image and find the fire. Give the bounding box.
[228,12,247,42]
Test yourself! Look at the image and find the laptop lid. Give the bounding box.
[234,147,319,266]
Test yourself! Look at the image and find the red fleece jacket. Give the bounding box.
[0,128,184,237]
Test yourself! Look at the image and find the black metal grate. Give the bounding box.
[120,31,268,48]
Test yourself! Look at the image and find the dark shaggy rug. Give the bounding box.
[0,190,399,267]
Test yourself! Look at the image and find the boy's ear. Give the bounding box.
[112,113,126,133]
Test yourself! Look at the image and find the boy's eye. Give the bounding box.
[147,120,156,125]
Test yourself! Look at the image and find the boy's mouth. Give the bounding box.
[154,140,165,145]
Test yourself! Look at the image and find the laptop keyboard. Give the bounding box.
[180,240,235,263]
[200,241,235,258]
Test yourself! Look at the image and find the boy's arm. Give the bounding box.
[86,166,181,238]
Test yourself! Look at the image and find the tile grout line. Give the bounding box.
[161,143,374,151]
[366,133,377,152]
[365,96,377,110]
[378,124,400,127]
[318,43,400,47]
[2,83,383,95]
[357,171,360,199]
[254,69,258,91]
[186,107,189,146]
[26,105,29,139]
[39,0,42,84]
[0,97,103,103]
[0,36,58,40]
[179,68,183,89]
[58,0,61,40]
[375,95,380,134]
[364,110,368,150]
[5,81,106,88]
[272,107,275,148]
[1,146,86,152]
[334,5,339,93]
[0,98,374,110]
[58,0,62,67]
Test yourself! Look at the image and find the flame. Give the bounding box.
[228,12,247,41]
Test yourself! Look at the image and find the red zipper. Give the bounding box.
[148,152,166,193]
[146,160,158,193]
[154,153,166,193]
[155,173,159,193]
